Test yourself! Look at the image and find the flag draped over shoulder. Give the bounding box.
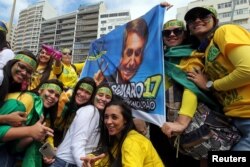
[165,45,217,108]
[81,5,166,126]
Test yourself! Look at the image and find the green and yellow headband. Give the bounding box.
[97,87,112,97]
[14,54,37,71]
[40,83,62,94]
[163,20,185,30]
[79,83,94,94]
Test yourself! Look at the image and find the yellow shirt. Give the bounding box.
[96,130,164,167]
[205,24,250,117]
[53,63,80,89]
[166,52,203,118]
[29,65,56,90]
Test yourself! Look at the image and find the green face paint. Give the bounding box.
[79,83,94,94]
[40,83,62,94]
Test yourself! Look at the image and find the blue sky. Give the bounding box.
[0,0,193,24]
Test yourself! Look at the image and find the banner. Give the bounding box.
[81,5,165,126]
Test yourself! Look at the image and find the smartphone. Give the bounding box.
[39,142,56,158]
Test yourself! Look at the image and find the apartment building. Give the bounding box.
[40,12,76,52]
[40,2,106,63]
[73,2,106,62]
[98,10,131,38]
[177,0,250,31]
[6,22,16,48]
[14,0,57,54]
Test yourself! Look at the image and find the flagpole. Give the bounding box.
[7,0,16,42]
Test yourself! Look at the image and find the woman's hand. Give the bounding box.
[133,118,148,136]
[81,153,105,167]
[29,116,54,141]
[161,122,185,138]
[4,112,27,127]
[93,70,105,86]
[160,1,173,10]
[43,156,55,164]
[187,68,208,91]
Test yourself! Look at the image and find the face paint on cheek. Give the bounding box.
[14,67,21,74]
[43,92,50,101]
[94,96,101,103]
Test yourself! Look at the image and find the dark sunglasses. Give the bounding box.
[162,28,183,37]
[186,13,213,25]
[62,52,71,55]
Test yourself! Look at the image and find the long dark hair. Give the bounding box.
[36,48,55,85]
[35,79,63,129]
[0,31,11,51]
[64,77,97,122]
[0,50,37,106]
[100,96,135,166]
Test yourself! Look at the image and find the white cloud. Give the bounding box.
[0,0,193,24]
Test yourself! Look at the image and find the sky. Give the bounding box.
[0,0,194,24]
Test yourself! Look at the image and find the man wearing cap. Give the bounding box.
[53,48,84,90]
[0,20,15,85]
[185,6,250,151]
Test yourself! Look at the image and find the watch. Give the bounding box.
[206,81,214,90]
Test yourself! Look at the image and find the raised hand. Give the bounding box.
[42,44,62,61]
[160,1,173,10]
[29,116,54,141]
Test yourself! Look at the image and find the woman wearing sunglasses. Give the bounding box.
[53,48,84,91]
[149,18,200,167]
[185,6,250,151]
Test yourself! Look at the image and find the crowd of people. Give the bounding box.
[0,1,250,167]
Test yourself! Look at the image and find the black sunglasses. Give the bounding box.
[162,28,183,37]
[186,13,213,25]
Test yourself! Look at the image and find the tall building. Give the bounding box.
[14,0,57,54]
[40,12,77,51]
[4,22,16,49]
[98,10,131,38]
[177,0,250,31]
[40,2,106,63]
[74,2,106,62]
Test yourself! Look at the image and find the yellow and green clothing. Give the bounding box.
[0,92,46,167]
[53,62,84,89]
[95,130,164,167]
[205,24,250,117]
[29,64,56,90]
[165,45,217,118]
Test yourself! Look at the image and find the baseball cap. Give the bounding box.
[163,19,185,30]
[184,6,217,22]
